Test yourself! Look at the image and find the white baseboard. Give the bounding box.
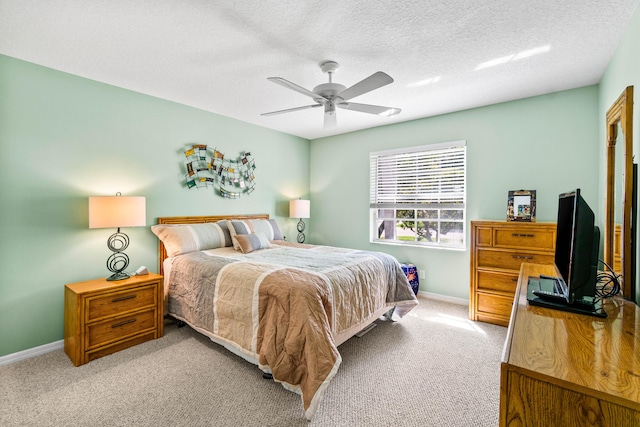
[0,340,64,367]
[418,290,468,306]
[0,292,466,367]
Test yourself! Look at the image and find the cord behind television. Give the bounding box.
[596,259,622,298]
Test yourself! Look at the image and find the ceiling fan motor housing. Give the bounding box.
[313,83,346,101]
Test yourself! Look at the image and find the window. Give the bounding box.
[369,141,466,249]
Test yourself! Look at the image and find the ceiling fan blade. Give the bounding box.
[338,102,401,117]
[261,104,322,116]
[267,77,326,101]
[336,71,394,101]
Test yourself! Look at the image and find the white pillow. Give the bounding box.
[151,222,232,257]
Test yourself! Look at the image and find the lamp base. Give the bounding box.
[105,229,131,281]
[107,271,130,281]
[297,218,306,243]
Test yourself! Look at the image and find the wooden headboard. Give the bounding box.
[156,213,269,276]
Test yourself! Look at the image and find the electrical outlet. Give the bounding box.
[419,270,425,279]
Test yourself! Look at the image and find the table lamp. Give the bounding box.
[89,193,146,281]
[289,199,310,243]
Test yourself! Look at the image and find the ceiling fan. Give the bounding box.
[261,60,401,129]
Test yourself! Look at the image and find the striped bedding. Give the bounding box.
[164,242,418,420]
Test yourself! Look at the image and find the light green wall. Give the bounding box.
[598,5,640,302]
[0,55,309,357]
[4,6,639,357]
[309,86,599,300]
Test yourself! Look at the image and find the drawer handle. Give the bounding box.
[512,233,534,237]
[112,318,136,328]
[112,294,136,303]
[512,255,534,260]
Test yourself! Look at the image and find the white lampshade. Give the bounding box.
[289,199,310,219]
[89,195,146,229]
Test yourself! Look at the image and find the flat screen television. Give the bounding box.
[554,189,600,304]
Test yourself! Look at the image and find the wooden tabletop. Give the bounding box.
[503,263,640,408]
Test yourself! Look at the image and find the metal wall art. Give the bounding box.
[506,190,536,222]
[184,144,256,199]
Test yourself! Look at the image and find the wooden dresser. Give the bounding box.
[469,221,556,326]
[500,263,640,426]
[64,273,164,366]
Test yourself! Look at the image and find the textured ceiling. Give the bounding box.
[1,0,638,140]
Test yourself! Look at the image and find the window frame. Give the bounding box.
[369,140,467,250]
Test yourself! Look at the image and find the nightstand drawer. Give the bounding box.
[86,285,156,322]
[86,332,157,363]
[86,308,157,349]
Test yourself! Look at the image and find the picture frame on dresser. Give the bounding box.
[506,190,536,222]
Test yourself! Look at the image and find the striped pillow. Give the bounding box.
[227,219,283,250]
[227,220,253,250]
[249,219,283,241]
[234,232,271,254]
[151,221,232,257]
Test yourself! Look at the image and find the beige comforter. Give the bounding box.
[166,243,418,419]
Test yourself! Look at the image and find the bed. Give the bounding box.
[153,214,418,420]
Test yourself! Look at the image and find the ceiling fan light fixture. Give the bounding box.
[325,102,336,115]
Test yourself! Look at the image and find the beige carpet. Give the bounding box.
[0,297,506,426]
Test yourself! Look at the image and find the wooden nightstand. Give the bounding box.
[64,273,164,366]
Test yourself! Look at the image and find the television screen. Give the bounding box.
[555,189,599,304]
[555,193,573,286]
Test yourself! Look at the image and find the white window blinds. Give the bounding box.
[370,141,466,209]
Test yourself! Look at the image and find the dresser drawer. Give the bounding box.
[477,270,518,294]
[477,292,513,319]
[86,285,157,322]
[86,308,157,349]
[494,228,555,251]
[474,226,494,247]
[477,248,554,271]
